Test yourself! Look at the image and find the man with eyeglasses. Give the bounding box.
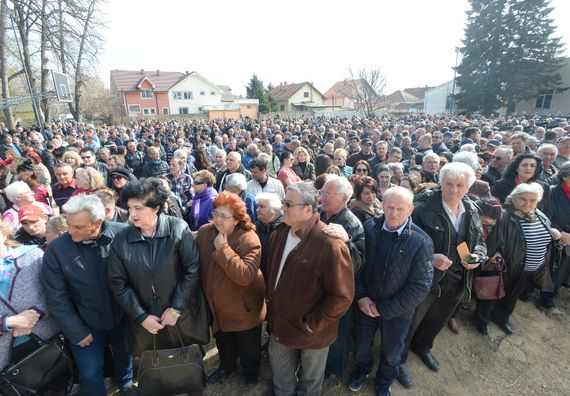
[481,147,512,187]
[318,176,365,381]
[265,182,354,396]
[80,147,109,183]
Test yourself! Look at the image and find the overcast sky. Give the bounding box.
[98,0,570,96]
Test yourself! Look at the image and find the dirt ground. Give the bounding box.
[204,287,570,396]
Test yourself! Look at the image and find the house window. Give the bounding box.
[128,104,140,113]
[279,104,285,112]
[183,91,193,100]
[173,92,182,100]
[535,89,554,109]
[179,107,189,114]
[210,91,215,96]
[162,107,169,115]
[303,91,309,98]
[143,108,156,115]
[141,89,153,99]
[200,91,205,96]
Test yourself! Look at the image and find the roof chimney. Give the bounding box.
[140,69,144,75]
[156,69,160,76]
[284,81,287,85]
[185,71,190,75]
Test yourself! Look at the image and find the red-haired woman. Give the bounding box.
[349,175,382,224]
[196,191,265,386]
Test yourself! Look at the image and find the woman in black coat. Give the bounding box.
[254,192,283,276]
[491,153,552,217]
[107,178,209,358]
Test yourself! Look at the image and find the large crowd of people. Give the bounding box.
[0,112,569,396]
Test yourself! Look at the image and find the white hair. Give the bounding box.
[439,162,476,188]
[173,148,187,158]
[4,181,32,203]
[506,182,544,204]
[256,192,282,213]
[423,152,439,163]
[383,186,413,206]
[388,162,404,173]
[224,173,247,192]
[453,151,481,172]
[460,143,477,152]
[537,143,558,156]
[63,194,106,223]
[324,175,353,199]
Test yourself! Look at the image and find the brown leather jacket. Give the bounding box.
[266,213,354,349]
[197,223,266,334]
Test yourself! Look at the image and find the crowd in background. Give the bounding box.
[0,112,569,396]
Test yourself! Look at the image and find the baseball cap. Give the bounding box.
[18,205,45,222]
[362,138,373,145]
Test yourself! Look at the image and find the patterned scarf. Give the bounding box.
[506,203,537,222]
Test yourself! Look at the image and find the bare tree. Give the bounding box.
[0,0,15,130]
[347,68,387,117]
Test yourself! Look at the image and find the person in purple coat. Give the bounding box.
[189,170,218,231]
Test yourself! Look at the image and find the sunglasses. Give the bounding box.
[355,168,368,173]
[111,175,126,180]
[194,180,206,185]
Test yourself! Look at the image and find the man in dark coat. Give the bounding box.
[348,187,434,396]
[318,176,366,381]
[401,163,486,384]
[41,195,133,396]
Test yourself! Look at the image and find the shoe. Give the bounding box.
[497,322,515,335]
[376,385,392,396]
[348,369,369,392]
[244,373,258,386]
[324,371,339,381]
[397,364,413,389]
[207,367,234,384]
[417,351,440,372]
[561,282,570,288]
[519,291,532,302]
[447,318,460,334]
[476,322,490,335]
[541,300,556,309]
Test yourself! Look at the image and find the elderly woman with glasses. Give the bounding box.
[224,173,257,223]
[254,192,283,276]
[489,183,562,335]
[189,169,218,231]
[196,191,264,385]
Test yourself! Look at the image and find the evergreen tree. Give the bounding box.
[456,0,565,115]
[246,74,273,113]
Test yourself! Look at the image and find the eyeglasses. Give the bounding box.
[318,190,340,198]
[281,200,308,208]
[111,175,126,180]
[194,180,206,185]
[355,168,368,173]
[212,211,234,220]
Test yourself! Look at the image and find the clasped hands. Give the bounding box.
[141,308,180,335]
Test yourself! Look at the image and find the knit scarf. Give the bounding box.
[192,187,217,223]
[506,203,537,222]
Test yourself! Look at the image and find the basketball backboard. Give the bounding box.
[52,70,73,102]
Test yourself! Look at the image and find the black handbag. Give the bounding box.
[0,334,71,396]
[137,326,206,396]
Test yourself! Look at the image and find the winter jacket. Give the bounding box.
[550,183,570,232]
[255,214,283,276]
[292,162,316,181]
[189,187,217,231]
[491,178,552,218]
[141,159,169,178]
[41,221,127,344]
[107,215,209,355]
[265,213,354,349]
[197,223,265,334]
[356,216,434,320]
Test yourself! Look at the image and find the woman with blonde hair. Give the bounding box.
[333,148,353,177]
[61,150,82,171]
[72,167,105,196]
[44,216,68,246]
[292,146,316,181]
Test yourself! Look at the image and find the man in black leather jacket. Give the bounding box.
[400,163,486,383]
[41,195,133,396]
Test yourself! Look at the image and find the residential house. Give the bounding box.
[110,69,183,116]
[379,90,424,113]
[424,80,457,115]
[324,79,363,108]
[269,82,325,112]
[204,99,259,120]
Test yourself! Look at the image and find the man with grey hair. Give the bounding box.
[537,143,559,182]
[420,152,440,183]
[265,182,354,396]
[482,146,512,187]
[349,187,434,395]
[41,195,133,395]
[215,151,252,192]
[318,175,365,380]
[399,163,486,384]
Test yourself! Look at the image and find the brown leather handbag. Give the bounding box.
[474,257,506,300]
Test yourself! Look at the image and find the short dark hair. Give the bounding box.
[120,177,169,212]
[353,175,378,200]
[80,147,95,156]
[249,157,267,171]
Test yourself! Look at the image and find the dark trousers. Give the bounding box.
[402,276,464,362]
[69,324,132,396]
[325,306,353,377]
[475,270,533,325]
[353,308,413,388]
[214,325,261,377]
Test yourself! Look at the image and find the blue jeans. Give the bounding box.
[69,324,132,396]
[353,308,412,388]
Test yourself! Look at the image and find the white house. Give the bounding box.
[168,71,224,115]
[423,80,457,115]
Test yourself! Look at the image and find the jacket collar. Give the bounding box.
[126,214,171,242]
[420,189,478,216]
[374,215,412,239]
[292,212,321,240]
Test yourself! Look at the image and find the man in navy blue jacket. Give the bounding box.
[348,187,434,396]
